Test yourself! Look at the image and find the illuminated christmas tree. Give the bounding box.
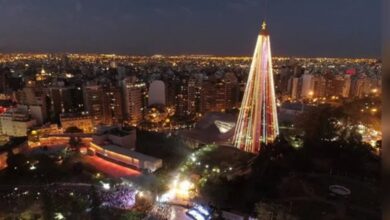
[233,21,279,153]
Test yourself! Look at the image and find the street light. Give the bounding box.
[176,179,194,199]
[29,164,37,170]
[54,213,65,220]
[100,181,110,190]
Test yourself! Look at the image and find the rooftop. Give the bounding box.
[99,144,162,163]
[103,128,133,137]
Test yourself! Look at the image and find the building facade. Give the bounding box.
[122,77,146,126]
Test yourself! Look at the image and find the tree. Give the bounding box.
[295,105,345,144]
[6,153,28,170]
[34,154,67,182]
[255,202,297,220]
[5,153,29,181]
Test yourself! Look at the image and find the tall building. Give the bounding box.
[16,86,49,125]
[46,86,84,121]
[277,66,294,96]
[83,84,104,125]
[102,84,124,125]
[301,72,314,99]
[350,76,371,98]
[0,71,6,94]
[84,83,123,126]
[214,80,227,112]
[175,78,189,118]
[327,75,346,98]
[233,21,279,153]
[187,77,202,116]
[164,78,178,108]
[312,75,327,98]
[0,108,36,137]
[288,77,302,100]
[199,74,239,114]
[200,81,215,113]
[224,72,240,109]
[122,77,146,126]
[342,75,351,98]
[0,67,11,95]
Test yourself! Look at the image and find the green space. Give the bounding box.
[169,98,382,219]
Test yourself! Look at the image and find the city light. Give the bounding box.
[54,213,65,220]
[163,176,196,202]
[233,21,279,153]
[29,165,36,170]
[175,179,194,199]
[101,181,111,190]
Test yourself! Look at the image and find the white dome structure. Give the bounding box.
[148,80,166,106]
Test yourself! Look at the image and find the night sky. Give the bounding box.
[0,0,381,58]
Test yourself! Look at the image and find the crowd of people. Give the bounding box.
[147,203,172,220]
[100,185,136,209]
[0,182,142,217]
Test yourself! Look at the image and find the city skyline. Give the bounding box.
[0,0,381,58]
[0,1,383,219]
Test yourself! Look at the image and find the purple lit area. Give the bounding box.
[100,185,137,209]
